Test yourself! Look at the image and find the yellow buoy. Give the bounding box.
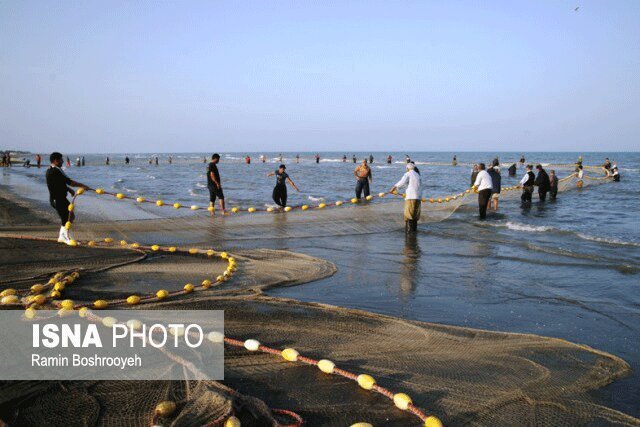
[102,316,117,327]
[0,288,16,297]
[429,198,435,203]
[350,423,373,427]
[151,245,160,251]
[120,240,127,246]
[191,205,199,210]
[173,202,181,209]
[365,195,373,201]
[156,289,169,299]
[154,400,177,417]
[33,294,47,305]
[445,197,450,202]
[202,279,212,288]
[68,239,78,247]
[136,197,145,203]
[169,246,177,252]
[437,198,443,203]
[357,374,376,390]
[116,193,125,199]
[317,359,335,374]
[131,243,140,249]
[216,275,225,282]
[183,283,194,293]
[188,248,198,254]
[76,187,85,195]
[65,221,72,230]
[231,207,239,213]
[156,200,164,206]
[68,203,74,212]
[126,295,141,305]
[207,206,215,212]
[393,393,412,410]
[127,319,142,330]
[87,240,96,247]
[1,295,19,305]
[58,308,74,317]
[378,192,385,197]
[24,307,37,319]
[206,249,215,256]
[220,252,228,259]
[351,197,358,204]
[281,348,299,362]
[224,416,241,427]
[301,205,309,210]
[95,188,104,194]
[207,331,224,343]
[50,290,61,298]
[94,299,108,309]
[335,201,343,206]
[248,207,256,212]
[78,307,89,317]
[104,237,113,243]
[318,203,326,209]
[284,206,292,212]
[54,282,65,291]
[60,299,74,310]
[465,189,471,193]
[266,207,274,212]
[424,416,443,427]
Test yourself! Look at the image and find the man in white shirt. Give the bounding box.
[390,163,422,232]
[472,163,493,219]
[520,164,536,202]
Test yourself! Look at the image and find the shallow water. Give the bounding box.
[2,151,639,417]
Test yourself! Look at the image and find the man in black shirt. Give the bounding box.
[207,153,226,215]
[46,152,88,244]
[534,164,551,202]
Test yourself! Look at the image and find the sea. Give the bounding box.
[2,151,639,416]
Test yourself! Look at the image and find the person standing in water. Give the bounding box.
[519,155,525,166]
[369,154,374,164]
[405,154,411,163]
[315,153,320,164]
[387,155,392,164]
[390,163,422,233]
[207,154,226,215]
[452,155,457,166]
[46,152,89,244]
[470,164,479,187]
[352,154,357,163]
[549,170,559,200]
[267,164,299,207]
[354,159,373,200]
[520,164,535,203]
[612,166,620,182]
[534,164,550,201]
[508,163,517,176]
[487,161,501,211]
[36,154,41,168]
[125,156,130,165]
[295,154,300,163]
[473,163,493,219]
[245,155,251,164]
[105,157,110,165]
[81,156,85,166]
[342,155,347,162]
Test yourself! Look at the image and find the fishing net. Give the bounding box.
[1,167,635,426]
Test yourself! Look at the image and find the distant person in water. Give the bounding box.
[76,157,80,167]
[168,156,172,164]
[369,154,374,164]
[470,164,479,187]
[390,162,422,233]
[46,152,89,245]
[245,155,251,164]
[519,155,525,165]
[66,157,71,167]
[549,170,558,200]
[203,156,207,163]
[612,166,620,182]
[105,157,109,165]
[405,155,411,163]
[354,159,372,200]
[473,163,493,219]
[155,156,159,166]
[352,155,357,163]
[342,154,347,162]
[296,154,300,163]
[452,155,457,166]
[387,155,392,164]
[81,156,85,166]
[268,164,299,207]
[207,154,226,215]
[36,154,41,168]
[603,157,611,171]
[534,164,550,201]
[508,163,517,176]
[125,156,130,165]
[487,161,501,211]
[520,164,535,203]
[315,153,320,164]
[279,154,283,162]
[261,155,266,163]
[576,164,584,187]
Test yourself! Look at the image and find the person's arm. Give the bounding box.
[267,172,275,177]
[519,173,528,186]
[209,171,221,189]
[368,168,372,183]
[354,167,359,179]
[473,173,483,189]
[287,177,299,191]
[390,173,409,193]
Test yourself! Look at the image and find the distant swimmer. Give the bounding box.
[315,153,320,164]
[387,155,392,164]
[343,154,347,162]
[473,163,493,219]
[612,166,620,182]
[354,159,372,200]
[125,156,130,165]
[487,160,501,211]
[603,157,611,174]
[352,155,357,163]
[520,164,535,203]
[452,155,457,166]
[508,163,517,176]
[245,155,251,164]
[268,164,299,207]
[470,164,479,187]
[534,164,550,201]
[576,164,584,187]
[549,170,558,200]
[390,162,422,233]
[519,155,525,165]
[207,154,226,216]
[46,152,89,245]
[369,154,374,164]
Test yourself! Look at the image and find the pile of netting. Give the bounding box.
[1,167,635,427]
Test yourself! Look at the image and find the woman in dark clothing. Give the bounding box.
[267,164,299,207]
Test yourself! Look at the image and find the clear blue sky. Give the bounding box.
[1,0,639,153]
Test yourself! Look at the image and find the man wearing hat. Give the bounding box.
[390,163,423,232]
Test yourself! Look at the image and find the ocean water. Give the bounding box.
[2,151,639,416]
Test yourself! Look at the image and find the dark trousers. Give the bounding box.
[54,198,74,226]
[272,184,287,207]
[355,179,370,199]
[539,189,547,202]
[208,185,224,203]
[521,186,533,203]
[550,188,558,200]
[478,189,491,219]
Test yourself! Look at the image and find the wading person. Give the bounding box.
[549,170,559,200]
[534,164,550,201]
[520,164,535,203]
[390,163,422,233]
[470,164,479,187]
[487,161,501,211]
[46,152,88,244]
[207,154,226,215]
[508,163,517,176]
[473,163,493,219]
[354,159,372,200]
[268,164,299,207]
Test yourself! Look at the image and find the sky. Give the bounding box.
[1,0,639,153]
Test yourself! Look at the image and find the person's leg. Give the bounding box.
[411,200,421,231]
[218,188,226,213]
[282,186,288,207]
[539,190,547,202]
[363,180,370,198]
[355,179,363,199]
[272,186,282,207]
[478,190,489,219]
[208,187,217,216]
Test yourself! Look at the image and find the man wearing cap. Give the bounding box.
[390,163,423,233]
